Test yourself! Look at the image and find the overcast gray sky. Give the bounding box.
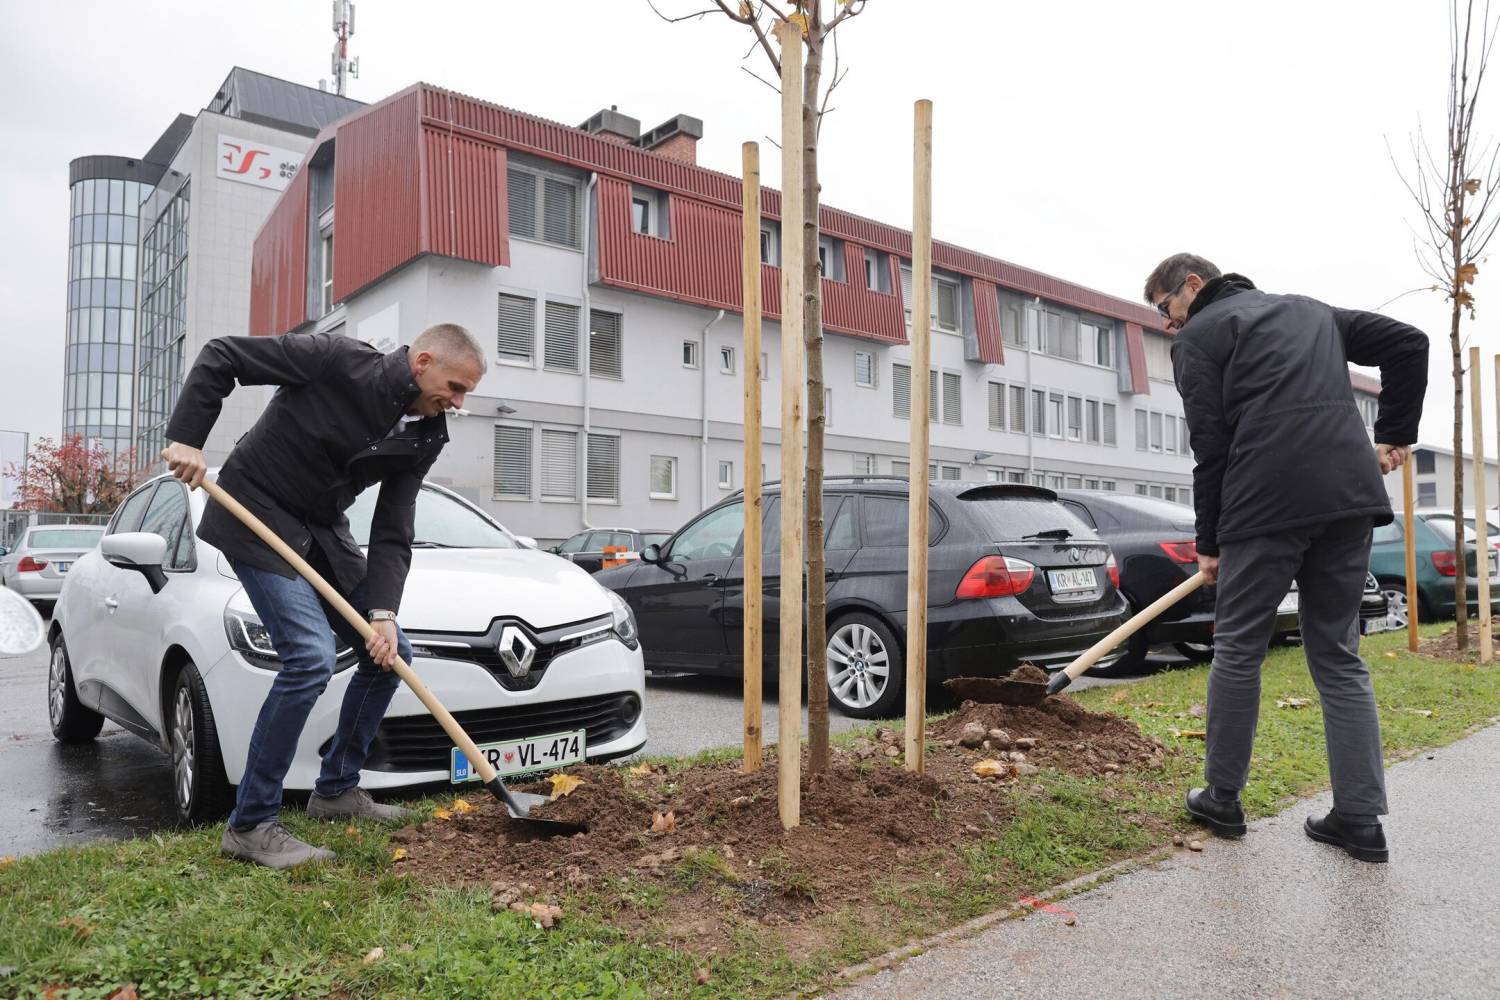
[2,0,1496,457]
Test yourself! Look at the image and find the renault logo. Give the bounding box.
[497,625,537,679]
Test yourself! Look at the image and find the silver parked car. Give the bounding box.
[0,524,106,607]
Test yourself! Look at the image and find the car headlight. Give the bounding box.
[606,589,639,650]
[224,606,356,672]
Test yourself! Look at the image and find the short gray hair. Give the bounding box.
[1143,253,1221,304]
[412,322,487,374]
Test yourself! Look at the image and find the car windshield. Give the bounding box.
[641,533,671,548]
[27,528,104,549]
[345,486,518,549]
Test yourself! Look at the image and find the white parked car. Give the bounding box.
[0,524,106,607]
[48,473,647,822]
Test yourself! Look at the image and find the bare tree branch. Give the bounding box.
[741,64,782,96]
[646,0,720,23]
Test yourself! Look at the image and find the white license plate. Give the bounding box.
[1278,592,1299,615]
[450,729,586,784]
[1047,568,1096,594]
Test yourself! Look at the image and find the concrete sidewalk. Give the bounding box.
[823,724,1500,1000]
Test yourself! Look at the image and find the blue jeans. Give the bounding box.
[228,557,409,829]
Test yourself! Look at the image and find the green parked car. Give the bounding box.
[1369,514,1500,624]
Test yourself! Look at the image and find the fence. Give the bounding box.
[0,511,111,551]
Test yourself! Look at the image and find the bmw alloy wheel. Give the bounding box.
[827,621,890,711]
[48,645,67,729]
[171,685,196,812]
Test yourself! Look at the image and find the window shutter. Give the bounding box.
[892,363,911,418]
[497,293,534,363]
[1060,313,1081,361]
[650,456,675,496]
[493,425,532,498]
[900,264,914,323]
[589,311,622,378]
[1010,385,1027,433]
[988,382,1005,430]
[542,178,579,247]
[1135,409,1148,451]
[930,369,941,422]
[543,301,580,371]
[540,429,578,500]
[941,465,961,481]
[587,434,620,502]
[507,168,537,239]
[1103,403,1117,446]
[942,372,961,424]
[854,351,875,387]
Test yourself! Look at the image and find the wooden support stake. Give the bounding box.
[776,19,805,829]
[905,99,933,773]
[1471,346,1492,662]
[1403,459,1419,652]
[742,141,764,774]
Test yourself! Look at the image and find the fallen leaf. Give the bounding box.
[651,810,678,833]
[105,987,138,1000]
[56,916,95,941]
[1187,703,1205,718]
[971,759,1011,779]
[432,808,453,821]
[1406,708,1434,718]
[0,856,13,869]
[1385,651,1399,659]
[548,774,584,800]
[1169,728,1207,740]
[1110,690,1128,704]
[1276,697,1313,710]
[391,847,408,862]
[451,798,474,814]
[363,946,384,965]
[345,825,361,838]
[627,762,652,777]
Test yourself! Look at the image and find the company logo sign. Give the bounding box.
[216,135,302,191]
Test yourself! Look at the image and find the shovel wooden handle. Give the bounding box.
[1047,571,1208,694]
[192,471,500,785]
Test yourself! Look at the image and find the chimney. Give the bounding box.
[579,106,640,146]
[638,115,703,165]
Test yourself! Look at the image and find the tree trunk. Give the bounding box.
[802,20,830,774]
[1451,296,1470,649]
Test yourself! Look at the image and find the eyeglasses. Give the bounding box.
[1156,279,1186,318]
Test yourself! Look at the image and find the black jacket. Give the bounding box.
[164,334,448,612]
[1171,274,1428,556]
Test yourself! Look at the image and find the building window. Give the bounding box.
[1009,384,1027,434]
[1144,332,1174,382]
[1067,396,1083,441]
[682,340,700,369]
[1417,481,1437,506]
[507,165,581,249]
[759,222,780,265]
[1031,388,1046,437]
[590,310,623,378]
[1150,411,1164,452]
[864,249,892,293]
[1088,319,1114,367]
[825,387,834,427]
[318,223,334,316]
[988,381,1006,431]
[1416,449,1435,475]
[1066,476,1083,489]
[1086,399,1101,444]
[719,345,735,374]
[761,351,769,381]
[587,433,620,502]
[718,460,734,490]
[1048,392,1065,439]
[1135,409,1148,452]
[497,293,536,364]
[1084,478,1099,489]
[1164,486,1178,503]
[1101,479,1117,491]
[1357,395,1378,428]
[1149,484,1164,499]
[630,185,670,238]
[540,428,579,501]
[941,371,962,425]
[1047,473,1065,490]
[892,460,910,478]
[854,350,877,388]
[934,276,960,333]
[854,454,877,475]
[493,425,533,499]
[650,455,678,499]
[543,301,581,372]
[1136,484,1150,496]
[1181,488,1192,505]
[818,236,845,282]
[1007,470,1026,484]
[893,362,912,419]
[1103,403,1117,447]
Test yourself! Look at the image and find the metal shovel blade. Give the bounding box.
[484,775,587,834]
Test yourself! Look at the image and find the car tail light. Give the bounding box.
[16,556,47,573]
[1432,550,1458,577]
[1106,553,1120,589]
[1159,540,1198,564]
[956,556,1035,599]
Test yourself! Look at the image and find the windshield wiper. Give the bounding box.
[409,540,459,548]
[1022,528,1073,540]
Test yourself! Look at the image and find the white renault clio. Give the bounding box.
[48,474,646,822]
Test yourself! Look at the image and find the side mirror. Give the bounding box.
[101,532,169,593]
[0,545,7,558]
[515,535,538,550]
[639,543,662,565]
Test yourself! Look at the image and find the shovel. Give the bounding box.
[193,471,584,834]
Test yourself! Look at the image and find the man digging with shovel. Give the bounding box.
[162,323,485,869]
[1145,253,1428,863]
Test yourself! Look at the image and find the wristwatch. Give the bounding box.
[368,610,397,623]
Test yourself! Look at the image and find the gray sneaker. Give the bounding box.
[307,786,415,822]
[221,821,336,870]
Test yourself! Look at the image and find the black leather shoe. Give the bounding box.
[1304,810,1388,863]
[1185,787,1247,838]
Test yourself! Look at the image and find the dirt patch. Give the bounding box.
[395,695,1174,962]
[1421,623,1500,662]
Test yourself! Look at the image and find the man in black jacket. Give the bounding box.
[1144,253,1427,863]
[163,323,484,868]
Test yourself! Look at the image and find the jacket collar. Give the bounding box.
[382,346,423,412]
[1187,273,1256,319]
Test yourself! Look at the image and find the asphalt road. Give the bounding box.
[0,619,1163,856]
[824,724,1500,1000]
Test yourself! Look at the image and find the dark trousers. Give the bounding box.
[227,556,408,829]
[1207,516,1387,817]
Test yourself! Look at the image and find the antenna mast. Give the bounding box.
[331,0,359,97]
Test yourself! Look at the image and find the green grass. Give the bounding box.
[1,628,1494,999]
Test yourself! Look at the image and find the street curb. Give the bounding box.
[790,845,1177,999]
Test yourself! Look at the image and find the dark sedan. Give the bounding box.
[550,528,673,574]
[596,478,1129,719]
[1055,491,1300,671]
